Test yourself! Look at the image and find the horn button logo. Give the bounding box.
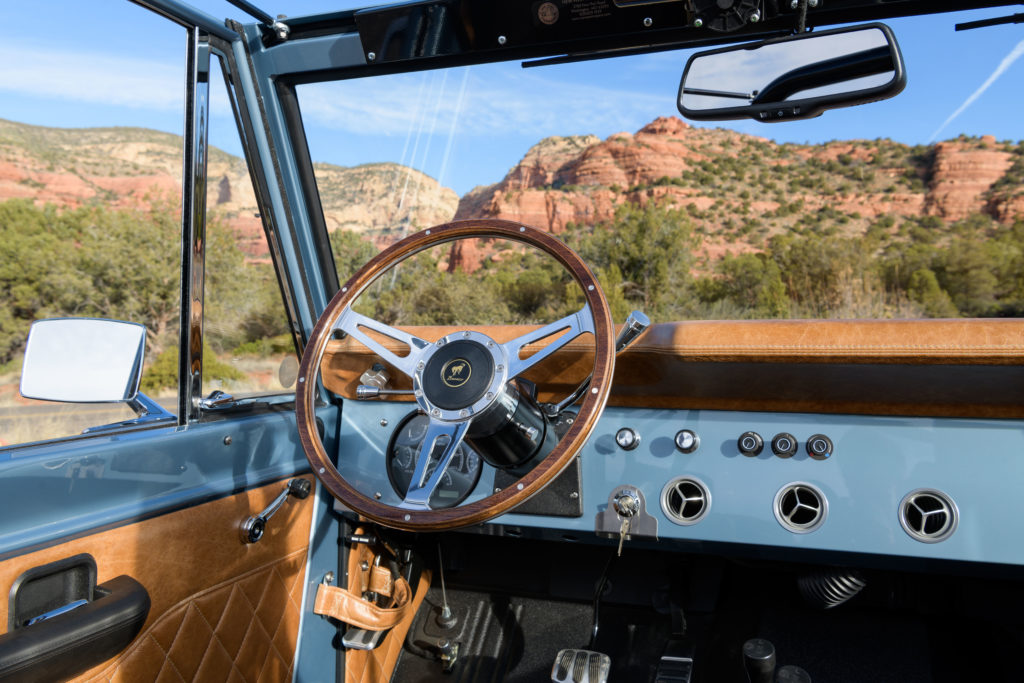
[421,339,495,411]
[441,358,472,388]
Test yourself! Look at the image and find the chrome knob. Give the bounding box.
[615,427,641,451]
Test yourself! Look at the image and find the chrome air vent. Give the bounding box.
[661,477,710,525]
[899,489,958,543]
[774,483,827,533]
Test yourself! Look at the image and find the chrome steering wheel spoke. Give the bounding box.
[399,419,471,511]
[503,305,594,378]
[335,308,430,378]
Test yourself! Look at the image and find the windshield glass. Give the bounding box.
[299,10,1022,325]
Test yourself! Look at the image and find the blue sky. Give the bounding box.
[1,2,1022,196]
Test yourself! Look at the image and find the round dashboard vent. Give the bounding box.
[661,477,710,526]
[899,489,958,543]
[774,483,827,533]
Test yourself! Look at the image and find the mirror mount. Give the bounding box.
[82,394,175,435]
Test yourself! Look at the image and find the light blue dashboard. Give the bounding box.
[338,401,1024,566]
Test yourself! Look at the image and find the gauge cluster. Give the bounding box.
[386,411,482,508]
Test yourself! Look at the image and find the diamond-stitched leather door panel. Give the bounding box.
[80,549,306,683]
[0,479,314,683]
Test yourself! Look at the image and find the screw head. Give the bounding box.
[367,51,376,61]
[790,0,799,8]
[374,491,382,499]
[497,35,507,45]
[380,418,389,427]
[693,18,703,28]
[748,10,760,22]
[485,392,494,400]
[643,17,652,27]
[808,0,818,6]
[431,408,441,417]
[223,435,232,445]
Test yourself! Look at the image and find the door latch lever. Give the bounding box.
[241,478,311,544]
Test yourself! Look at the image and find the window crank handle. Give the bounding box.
[241,478,311,544]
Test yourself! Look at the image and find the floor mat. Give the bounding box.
[393,588,592,683]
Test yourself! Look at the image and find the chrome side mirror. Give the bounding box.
[678,23,906,122]
[21,318,146,403]
[19,318,173,432]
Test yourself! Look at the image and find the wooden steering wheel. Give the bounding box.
[296,220,615,531]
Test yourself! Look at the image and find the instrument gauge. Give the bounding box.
[385,411,483,508]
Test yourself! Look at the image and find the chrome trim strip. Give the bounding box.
[179,27,211,424]
[292,478,322,683]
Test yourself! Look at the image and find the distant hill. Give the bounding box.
[4,116,1022,275]
[448,116,1024,271]
[0,118,459,260]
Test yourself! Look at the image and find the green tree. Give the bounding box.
[571,202,701,321]
[907,269,959,317]
[703,253,790,318]
[331,229,378,283]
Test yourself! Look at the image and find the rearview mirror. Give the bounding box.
[678,23,906,122]
[20,318,146,403]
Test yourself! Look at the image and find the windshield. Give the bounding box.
[297,9,1023,326]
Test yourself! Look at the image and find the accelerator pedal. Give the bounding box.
[551,649,610,683]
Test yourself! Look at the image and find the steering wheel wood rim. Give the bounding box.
[296,219,615,531]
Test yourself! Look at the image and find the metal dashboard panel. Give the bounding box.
[338,401,1024,566]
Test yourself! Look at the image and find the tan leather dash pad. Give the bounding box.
[322,319,1024,418]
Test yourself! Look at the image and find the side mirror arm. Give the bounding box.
[82,392,175,435]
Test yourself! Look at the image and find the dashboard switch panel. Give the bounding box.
[738,431,764,457]
[771,432,798,458]
[806,434,834,460]
[674,429,700,453]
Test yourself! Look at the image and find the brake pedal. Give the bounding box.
[551,649,610,683]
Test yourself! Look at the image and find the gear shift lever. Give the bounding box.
[742,638,776,683]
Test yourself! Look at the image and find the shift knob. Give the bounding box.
[742,638,776,683]
[776,665,812,683]
[614,310,650,352]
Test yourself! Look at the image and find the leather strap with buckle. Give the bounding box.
[312,536,412,631]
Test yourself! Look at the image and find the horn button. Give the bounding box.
[421,340,496,410]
